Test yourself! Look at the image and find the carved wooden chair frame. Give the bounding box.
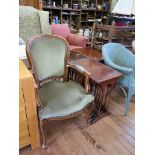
[26,34,94,148]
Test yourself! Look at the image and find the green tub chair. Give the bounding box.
[102,43,135,115]
[26,34,94,148]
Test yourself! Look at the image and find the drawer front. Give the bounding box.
[19,106,30,148]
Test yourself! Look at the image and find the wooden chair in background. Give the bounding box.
[91,22,135,50]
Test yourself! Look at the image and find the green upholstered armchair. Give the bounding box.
[19,6,50,43]
[26,34,94,148]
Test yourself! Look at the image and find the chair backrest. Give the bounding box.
[51,24,70,40]
[19,6,50,42]
[26,35,69,86]
[102,43,135,68]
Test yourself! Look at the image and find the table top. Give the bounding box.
[72,58,122,84]
[71,48,103,61]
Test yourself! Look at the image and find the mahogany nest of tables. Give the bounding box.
[71,58,122,124]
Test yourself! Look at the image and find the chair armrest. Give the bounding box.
[106,59,134,74]
[29,69,42,108]
[68,64,91,76]
[67,34,89,47]
[33,79,42,108]
[67,64,91,93]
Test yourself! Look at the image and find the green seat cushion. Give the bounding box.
[38,81,94,119]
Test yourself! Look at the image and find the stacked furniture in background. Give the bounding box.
[91,21,135,50]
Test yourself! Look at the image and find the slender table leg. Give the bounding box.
[88,81,116,124]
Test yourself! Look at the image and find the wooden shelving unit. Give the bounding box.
[41,0,111,33]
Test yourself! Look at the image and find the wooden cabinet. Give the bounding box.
[19,0,42,9]
[19,59,40,150]
[41,0,112,32]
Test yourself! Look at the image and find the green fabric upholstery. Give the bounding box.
[19,6,41,41]
[19,6,50,42]
[19,37,25,45]
[38,10,50,34]
[38,81,94,119]
[29,36,68,81]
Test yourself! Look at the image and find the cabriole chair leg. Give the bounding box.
[40,119,47,149]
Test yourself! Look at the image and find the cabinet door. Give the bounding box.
[19,0,39,9]
[19,60,40,150]
[19,0,27,6]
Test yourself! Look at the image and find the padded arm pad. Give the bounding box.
[106,58,134,74]
[67,64,91,93]
[67,34,89,47]
[67,64,91,76]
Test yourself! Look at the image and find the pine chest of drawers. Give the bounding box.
[19,59,40,150]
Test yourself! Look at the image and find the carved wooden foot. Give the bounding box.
[40,119,48,149]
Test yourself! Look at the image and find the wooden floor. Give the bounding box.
[20,87,135,155]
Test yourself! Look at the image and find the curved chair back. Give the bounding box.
[102,43,135,69]
[26,35,69,85]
